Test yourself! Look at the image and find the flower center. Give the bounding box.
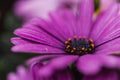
[65,36,95,55]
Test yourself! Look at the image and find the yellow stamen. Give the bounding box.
[66,45,70,49]
[65,41,69,44]
[81,47,85,51]
[73,48,76,50]
[68,38,71,41]
[91,44,94,48]
[89,39,93,43]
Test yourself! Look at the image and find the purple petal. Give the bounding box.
[48,55,78,69]
[79,53,120,73]
[7,66,32,80]
[26,55,61,65]
[17,66,31,80]
[96,38,120,55]
[23,22,64,45]
[77,54,102,75]
[14,23,63,48]
[100,0,117,11]
[32,62,73,80]
[14,0,78,20]
[31,62,44,80]
[77,0,94,37]
[90,4,120,45]
[11,37,29,45]
[31,18,66,42]
[54,69,74,80]
[101,55,120,69]
[7,73,18,80]
[39,55,78,76]
[95,16,120,45]
[49,10,77,39]
[12,44,64,53]
[82,70,118,80]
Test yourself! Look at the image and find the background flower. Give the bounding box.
[100,0,117,11]
[7,66,32,80]
[14,0,79,20]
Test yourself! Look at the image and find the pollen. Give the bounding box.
[81,47,85,51]
[65,36,95,55]
[91,44,95,48]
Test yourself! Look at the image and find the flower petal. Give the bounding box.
[32,62,73,80]
[95,16,120,46]
[100,0,117,11]
[49,10,77,39]
[96,38,120,55]
[11,37,29,45]
[17,66,31,80]
[32,18,66,42]
[23,21,64,44]
[90,4,120,45]
[82,70,118,80]
[77,0,94,37]
[12,44,64,53]
[49,55,78,69]
[7,73,18,80]
[39,55,78,76]
[100,55,120,69]
[26,55,61,65]
[31,62,44,80]
[14,23,63,48]
[7,66,32,80]
[77,54,102,75]
[54,69,74,80]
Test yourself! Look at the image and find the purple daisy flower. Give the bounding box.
[11,0,120,79]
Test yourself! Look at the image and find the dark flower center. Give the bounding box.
[65,36,95,55]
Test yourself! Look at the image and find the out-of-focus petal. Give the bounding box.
[77,54,102,75]
[26,55,61,65]
[100,0,117,11]
[7,73,18,80]
[82,70,118,80]
[7,66,32,80]
[54,69,74,80]
[100,55,120,68]
[38,55,78,76]
[14,0,78,20]
[31,61,74,80]
[77,53,120,76]
[14,0,59,20]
